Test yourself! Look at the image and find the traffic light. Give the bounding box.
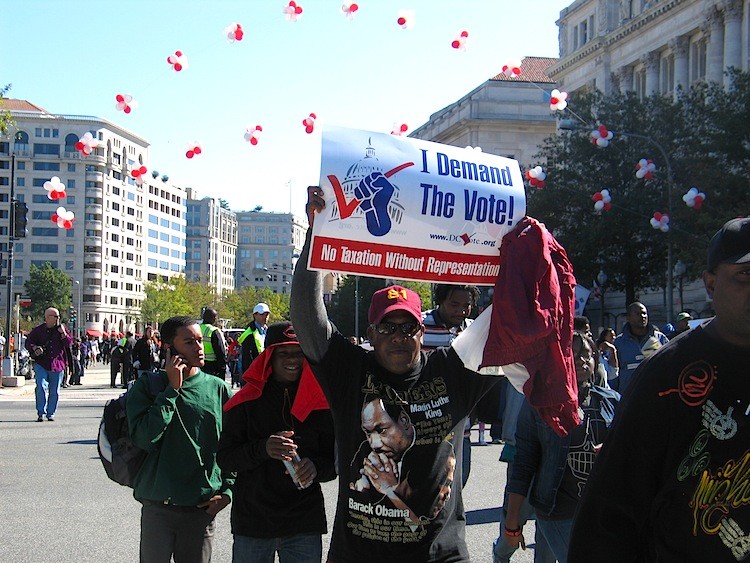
[12,200,28,238]
[69,306,77,328]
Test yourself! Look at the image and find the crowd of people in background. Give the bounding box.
[20,208,748,562]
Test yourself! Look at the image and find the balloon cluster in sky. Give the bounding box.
[51,207,75,230]
[131,165,148,186]
[590,125,613,147]
[592,189,612,213]
[44,177,74,228]
[650,212,670,232]
[635,158,656,180]
[525,166,546,189]
[682,187,706,209]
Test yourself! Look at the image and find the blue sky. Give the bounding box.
[2,0,570,217]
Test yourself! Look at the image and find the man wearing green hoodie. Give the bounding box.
[127,315,235,563]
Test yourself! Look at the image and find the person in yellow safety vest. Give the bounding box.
[199,307,228,379]
[237,302,270,378]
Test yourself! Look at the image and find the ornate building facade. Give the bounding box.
[549,0,748,97]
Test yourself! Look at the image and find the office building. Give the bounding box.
[548,0,748,96]
[185,188,237,296]
[235,210,307,294]
[0,99,186,336]
[410,56,559,166]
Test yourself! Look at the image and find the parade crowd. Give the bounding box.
[22,198,750,562]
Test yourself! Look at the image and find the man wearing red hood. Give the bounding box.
[218,321,335,562]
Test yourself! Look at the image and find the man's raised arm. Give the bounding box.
[290,186,333,363]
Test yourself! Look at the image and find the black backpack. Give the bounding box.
[97,371,168,487]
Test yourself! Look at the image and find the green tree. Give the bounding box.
[528,73,750,305]
[24,263,72,321]
[327,276,431,338]
[140,277,217,326]
[220,286,290,328]
[0,84,13,136]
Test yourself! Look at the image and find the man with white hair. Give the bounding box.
[25,307,73,421]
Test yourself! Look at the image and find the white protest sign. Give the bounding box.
[308,126,526,285]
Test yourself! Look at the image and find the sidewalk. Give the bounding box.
[0,362,118,398]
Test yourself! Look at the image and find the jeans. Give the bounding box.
[536,517,574,563]
[140,502,215,563]
[34,364,62,418]
[492,497,555,563]
[232,533,322,563]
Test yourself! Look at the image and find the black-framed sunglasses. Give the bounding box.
[371,321,421,337]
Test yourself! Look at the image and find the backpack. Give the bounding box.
[97,371,168,487]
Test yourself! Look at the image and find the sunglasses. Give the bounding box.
[372,321,421,337]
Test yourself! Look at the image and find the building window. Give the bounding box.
[64,134,78,152]
[68,163,76,172]
[31,228,60,237]
[33,143,60,156]
[661,55,675,94]
[16,177,25,187]
[634,67,647,100]
[691,39,707,84]
[65,260,74,270]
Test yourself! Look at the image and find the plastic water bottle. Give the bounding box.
[283,453,308,489]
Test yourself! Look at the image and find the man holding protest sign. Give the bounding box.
[291,185,499,562]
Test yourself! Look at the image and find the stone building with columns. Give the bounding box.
[548,0,748,97]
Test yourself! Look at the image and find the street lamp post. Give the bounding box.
[673,259,687,313]
[354,276,360,341]
[74,280,82,336]
[559,119,677,322]
[597,268,607,332]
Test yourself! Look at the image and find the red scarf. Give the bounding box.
[223,344,329,421]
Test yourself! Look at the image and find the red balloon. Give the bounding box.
[124,106,131,114]
[51,214,59,222]
[116,94,124,102]
[397,16,406,25]
[451,40,460,49]
[186,151,194,159]
[461,31,468,37]
[194,147,201,155]
[350,3,358,11]
[175,50,183,57]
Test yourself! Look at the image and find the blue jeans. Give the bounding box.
[536,517,574,563]
[34,364,62,418]
[232,534,322,563]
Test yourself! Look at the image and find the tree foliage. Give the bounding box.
[23,263,72,321]
[327,276,431,338]
[528,71,750,304]
[140,277,290,329]
[0,84,13,136]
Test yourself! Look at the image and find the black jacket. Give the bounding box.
[217,378,336,538]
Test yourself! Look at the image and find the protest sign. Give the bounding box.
[309,126,526,284]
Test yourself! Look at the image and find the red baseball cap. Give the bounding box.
[368,285,422,325]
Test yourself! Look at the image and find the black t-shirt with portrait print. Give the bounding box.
[313,333,498,563]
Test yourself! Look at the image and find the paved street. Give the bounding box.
[0,365,540,562]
